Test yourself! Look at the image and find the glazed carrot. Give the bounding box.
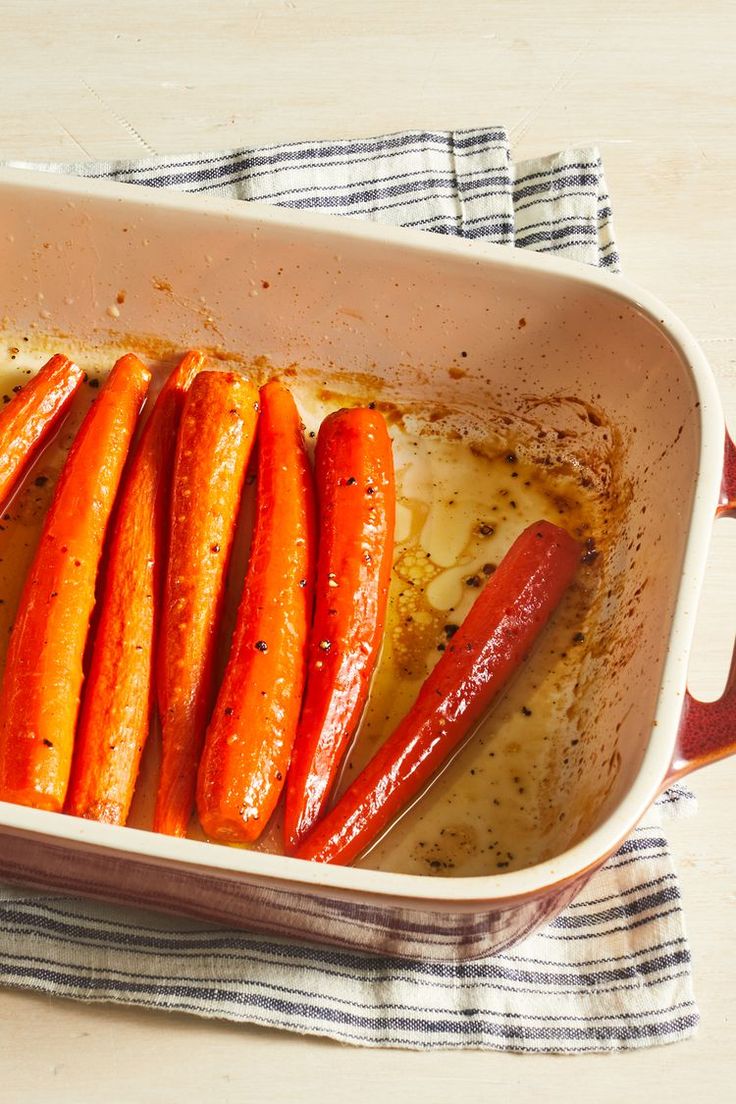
[0,353,85,512]
[294,520,580,866]
[196,380,316,842]
[67,351,206,825]
[283,407,395,851]
[155,370,259,837]
[0,354,151,813]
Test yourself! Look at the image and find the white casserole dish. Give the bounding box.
[0,167,732,962]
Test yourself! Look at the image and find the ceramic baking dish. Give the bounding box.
[0,167,733,962]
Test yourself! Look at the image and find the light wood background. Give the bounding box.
[1,1,735,1100]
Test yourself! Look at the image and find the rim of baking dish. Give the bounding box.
[0,167,725,908]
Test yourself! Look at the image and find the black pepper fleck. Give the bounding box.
[254,640,268,653]
[581,537,599,564]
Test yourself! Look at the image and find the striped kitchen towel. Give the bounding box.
[0,129,698,1051]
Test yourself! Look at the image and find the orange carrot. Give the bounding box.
[294,521,581,866]
[67,351,206,825]
[0,354,85,512]
[155,370,259,837]
[0,354,151,812]
[196,380,315,842]
[283,407,395,851]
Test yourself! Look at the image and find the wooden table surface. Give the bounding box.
[1,1,735,1099]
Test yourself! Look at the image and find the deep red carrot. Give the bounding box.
[0,354,151,812]
[196,380,316,842]
[293,520,580,866]
[283,407,395,851]
[67,351,206,825]
[154,370,259,837]
[0,353,85,512]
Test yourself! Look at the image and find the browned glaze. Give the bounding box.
[0,334,626,877]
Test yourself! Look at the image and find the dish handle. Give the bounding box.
[669,430,736,782]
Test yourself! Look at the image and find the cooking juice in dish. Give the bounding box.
[0,338,615,877]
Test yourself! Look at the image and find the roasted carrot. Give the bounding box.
[0,354,151,812]
[283,407,395,851]
[196,381,315,841]
[0,353,85,512]
[66,351,206,825]
[293,520,580,866]
[155,370,259,837]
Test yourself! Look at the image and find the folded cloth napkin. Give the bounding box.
[0,129,699,1052]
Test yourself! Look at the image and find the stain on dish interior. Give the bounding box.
[0,334,623,878]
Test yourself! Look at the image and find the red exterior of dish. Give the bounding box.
[669,432,736,781]
[0,824,593,960]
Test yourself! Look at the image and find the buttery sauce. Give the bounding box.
[0,335,617,877]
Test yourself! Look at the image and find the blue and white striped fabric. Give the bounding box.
[0,129,697,1052]
[6,128,619,266]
